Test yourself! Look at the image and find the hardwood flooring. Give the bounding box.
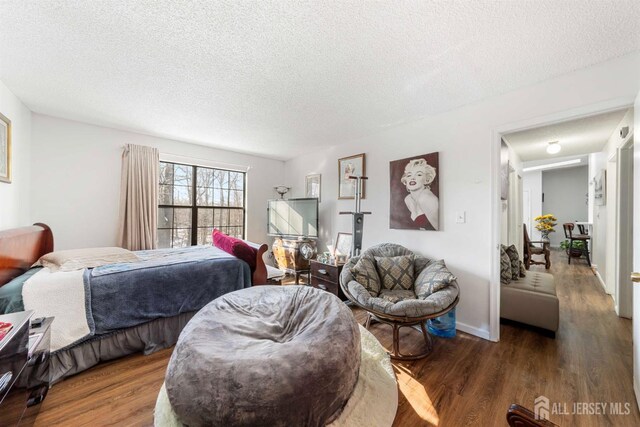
[34,250,638,426]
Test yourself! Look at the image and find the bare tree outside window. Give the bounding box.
[158,162,246,248]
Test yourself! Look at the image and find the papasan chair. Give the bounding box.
[340,243,459,360]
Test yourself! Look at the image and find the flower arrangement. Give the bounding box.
[534,214,557,239]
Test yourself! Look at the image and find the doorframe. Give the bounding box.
[617,132,634,318]
[490,96,635,342]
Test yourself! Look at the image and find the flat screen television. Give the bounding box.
[267,198,318,238]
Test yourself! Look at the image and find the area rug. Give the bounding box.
[154,325,398,426]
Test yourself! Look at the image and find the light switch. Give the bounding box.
[456,211,466,224]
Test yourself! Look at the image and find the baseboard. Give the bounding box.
[594,268,607,292]
[456,322,492,341]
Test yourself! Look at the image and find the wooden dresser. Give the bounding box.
[309,260,347,301]
[0,312,53,426]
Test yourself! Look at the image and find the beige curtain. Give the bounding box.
[118,144,159,250]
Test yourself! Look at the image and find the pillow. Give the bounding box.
[519,260,527,278]
[37,247,140,272]
[212,229,257,271]
[0,267,42,314]
[374,255,415,291]
[414,259,456,299]
[500,247,511,285]
[351,256,381,296]
[503,244,520,280]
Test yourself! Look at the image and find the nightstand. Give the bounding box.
[309,260,347,301]
[0,312,53,426]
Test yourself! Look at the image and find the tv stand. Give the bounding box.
[272,238,316,284]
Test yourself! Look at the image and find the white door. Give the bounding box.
[632,96,640,409]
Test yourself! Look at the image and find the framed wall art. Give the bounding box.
[389,152,439,231]
[305,173,321,201]
[338,153,365,199]
[334,232,353,258]
[0,112,11,184]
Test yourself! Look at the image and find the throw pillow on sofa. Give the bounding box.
[504,244,520,280]
[500,247,511,285]
[351,256,381,296]
[519,260,527,277]
[374,255,415,291]
[414,259,456,299]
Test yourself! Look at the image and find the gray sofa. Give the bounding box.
[500,271,559,336]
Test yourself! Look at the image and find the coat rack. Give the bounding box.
[339,175,371,257]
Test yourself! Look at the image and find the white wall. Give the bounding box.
[522,170,542,241]
[0,80,31,230]
[590,151,608,289]
[30,114,285,250]
[541,166,589,247]
[590,108,635,297]
[284,53,640,340]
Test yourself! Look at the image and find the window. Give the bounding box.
[158,161,246,248]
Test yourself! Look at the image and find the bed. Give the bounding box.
[0,223,270,383]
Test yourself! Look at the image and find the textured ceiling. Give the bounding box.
[1,1,639,160]
[504,109,628,161]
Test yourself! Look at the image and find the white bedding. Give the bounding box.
[22,268,92,351]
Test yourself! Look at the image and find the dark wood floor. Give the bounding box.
[34,251,639,426]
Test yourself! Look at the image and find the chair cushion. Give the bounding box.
[374,255,415,291]
[351,256,381,296]
[503,244,520,280]
[510,272,556,296]
[414,260,456,299]
[378,289,416,304]
[347,280,459,318]
[500,247,511,285]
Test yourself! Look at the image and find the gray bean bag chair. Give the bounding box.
[164,285,361,427]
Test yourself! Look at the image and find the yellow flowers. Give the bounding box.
[534,214,557,234]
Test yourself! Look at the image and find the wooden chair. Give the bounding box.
[523,224,550,270]
[506,404,558,427]
[562,223,591,266]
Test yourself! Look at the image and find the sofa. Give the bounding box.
[500,245,559,336]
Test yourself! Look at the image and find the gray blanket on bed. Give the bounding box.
[88,246,252,334]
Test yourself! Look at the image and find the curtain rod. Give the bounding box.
[122,145,252,171]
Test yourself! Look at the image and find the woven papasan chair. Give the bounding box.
[340,243,459,360]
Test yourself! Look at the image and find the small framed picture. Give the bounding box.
[334,232,353,259]
[0,112,11,184]
[338,153,365,199]
[305,174,321,201]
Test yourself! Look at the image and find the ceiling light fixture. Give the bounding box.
[546,141,561,154]
[523,159,581,172]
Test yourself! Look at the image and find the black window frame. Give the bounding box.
[158,161,247,248]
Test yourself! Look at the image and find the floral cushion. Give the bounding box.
[500,247,511,285]
[351,256,381,296]
[374,255,415,291]
[503,244,520,280]
[414,260,456,299]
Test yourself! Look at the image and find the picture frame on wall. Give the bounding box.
[500,139,509,201]
[305,173,321,201]
[594,169,606,206]
[338,153,365,199]
[0,112,11,184]
[389,151,440,231]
